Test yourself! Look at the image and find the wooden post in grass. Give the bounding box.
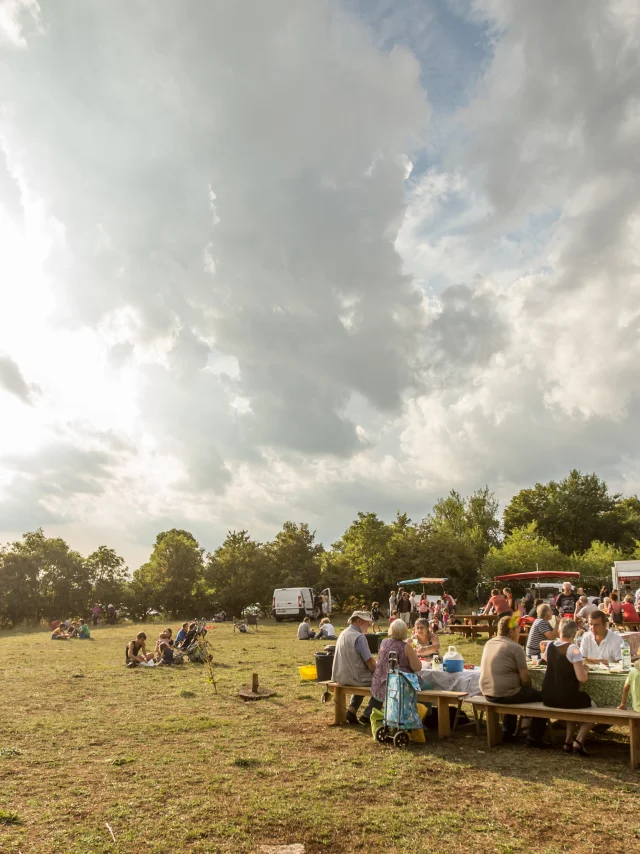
[252,673,259,694]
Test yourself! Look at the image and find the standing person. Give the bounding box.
[523,589,535,613]
[331,611,377,725]
[433,599,443,628]
[397,591,412,626]
[580,609,624,664]
[442,590,456,616]
[555,583,578,618]
[502,588,515,612]
[479,616,546,746]
[542,619,593,755]
[370,602,382,632]
[321,593,330,617]
[483,589,513,618]
[442,608,450,628]
[91,604,101,626]
[599,583,611,600]
[418,594,429,620]
[389,590,397,616]
[106,604,117,625]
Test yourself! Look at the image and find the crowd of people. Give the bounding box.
[50,618,92,639]
[126,621,205,666]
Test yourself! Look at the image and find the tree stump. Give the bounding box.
[238,672,276,701]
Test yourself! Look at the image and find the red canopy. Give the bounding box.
[493,571,580,582]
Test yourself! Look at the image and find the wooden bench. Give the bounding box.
[321,681,468,740]
[469,695,640,770]
[448,624,496,639]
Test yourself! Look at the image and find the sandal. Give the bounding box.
[562,740,573,753]
[572,740,590,756]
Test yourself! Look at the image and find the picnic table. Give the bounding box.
[448,623,496,639]
[457,613,500,625]
[419,665,482,697]
[529,664,627,708]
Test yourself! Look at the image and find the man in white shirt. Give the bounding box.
[580,609,623,664]
[574,596,597,620]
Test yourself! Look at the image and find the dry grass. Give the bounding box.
[1,621,639,854]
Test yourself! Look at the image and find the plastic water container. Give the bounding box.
[442,645,464,673]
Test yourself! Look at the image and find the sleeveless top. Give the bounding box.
[542,642,591,709]
[331,624,372,687]
[371,638,411,701]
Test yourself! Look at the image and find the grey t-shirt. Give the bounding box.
[297,622,313,640]
[479,636,526,698]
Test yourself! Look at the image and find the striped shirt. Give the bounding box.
[526,618,553,657]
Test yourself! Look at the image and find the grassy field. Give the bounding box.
[1,620,639,854]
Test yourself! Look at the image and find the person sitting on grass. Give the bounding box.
[175,622,189,646]
[78,620,91,639]
[126,632,154,666]
[297,617,316,640]
[317,617,336,640]
[412,618,440,659]
[51,624,69,640]
[542,618,593,756]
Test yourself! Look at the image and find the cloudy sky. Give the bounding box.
[1,0,639,568]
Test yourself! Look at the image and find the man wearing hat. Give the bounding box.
[331,610,380,725]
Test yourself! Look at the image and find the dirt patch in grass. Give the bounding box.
[1,623,639,853]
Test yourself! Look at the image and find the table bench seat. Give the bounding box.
[321,681,468,739]
[469,695,640,770]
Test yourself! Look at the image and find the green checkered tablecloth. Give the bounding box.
[529,665,627,708]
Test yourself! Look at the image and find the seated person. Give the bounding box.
[542,618,592,755]
[369,618,422,724]
[574,596,597,620]
[621,595,640,624]
[525,604,557,659]
[155,628,175,659]
[126,632,154,666]
[580,609,623,664]
[317,618,336,640]
[51,625,69,640]
[175,622,189,646]
[67,621,80,638]
[619,661,640,712]
[177,622,198,649]
[411,618,440,659]
[479,615,546,747]
[297,617,316,640]
[528,598,544,618]
[332,611,377,725]
[78,620,91,639]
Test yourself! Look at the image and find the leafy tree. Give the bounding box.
[481,523,570,581]
[331,512,394,599]
[425,487,501,566]
[571,540,625,589]
[143,530,205,616]
[124,565,158,621]
[264,522,324,589]
[205,530,271,616]
[503,470,620,555]
[86,546,129,606]
[0,547,40,625]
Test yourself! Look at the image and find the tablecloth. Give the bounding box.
[621,632,640,656]
[528,665,627,707]
[419,667,482,697]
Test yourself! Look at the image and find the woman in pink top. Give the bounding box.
[608,591,624,625]
[484,588,513,617]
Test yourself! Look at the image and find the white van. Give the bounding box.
[272,587,331,622]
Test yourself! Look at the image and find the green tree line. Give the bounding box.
[1,471,639,625]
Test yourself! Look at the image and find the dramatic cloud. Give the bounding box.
[1,0,639,564]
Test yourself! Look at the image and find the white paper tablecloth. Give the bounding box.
[621,632,640,655]
[419,667,482,697]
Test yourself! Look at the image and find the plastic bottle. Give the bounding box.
[621,639,631,672]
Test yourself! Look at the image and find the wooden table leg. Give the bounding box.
[486,705,502,747]
[630,717,640,771]
[437,697,451,739]
[333,687,347,725]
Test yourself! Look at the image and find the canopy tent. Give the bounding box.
[397,577,447,586]
[493,571,580,582]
